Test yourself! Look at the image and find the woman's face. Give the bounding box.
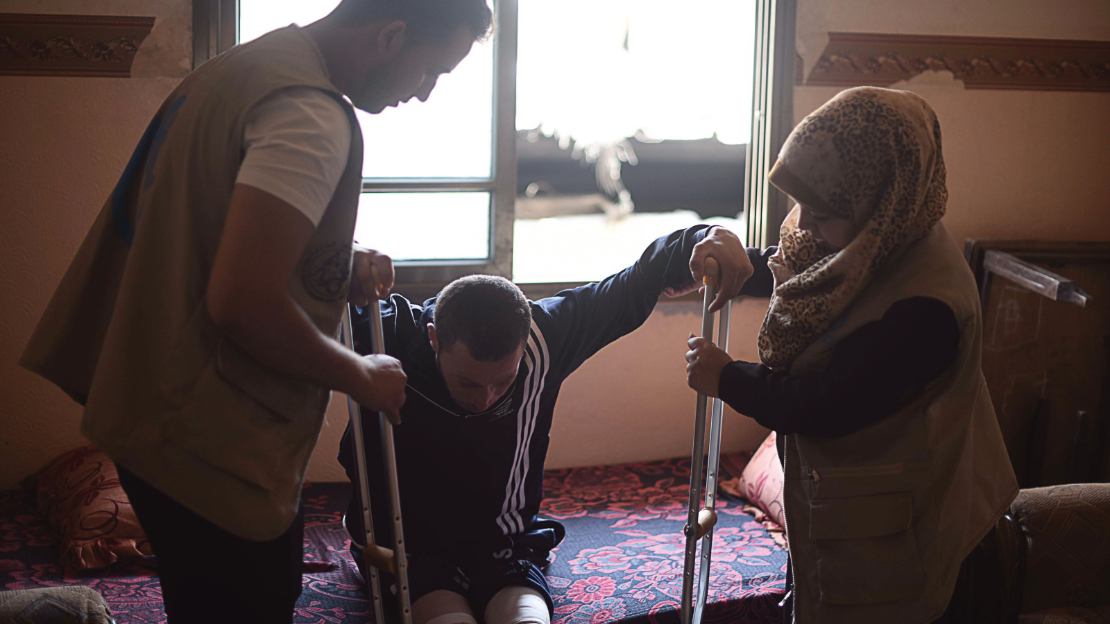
[796,203,855,251]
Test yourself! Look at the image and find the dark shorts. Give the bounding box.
[344,484,565,619]
[351,544,554,619]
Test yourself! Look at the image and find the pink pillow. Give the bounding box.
[33,446,152,570]
[736,432,785,528]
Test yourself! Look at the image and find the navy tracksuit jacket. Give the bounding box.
[338,225,714,562]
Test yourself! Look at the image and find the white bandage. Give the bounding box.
[425,614,478,624]
[415,590,477,624]
[483,586,550,624]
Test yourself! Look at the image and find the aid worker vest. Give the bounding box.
[20,26,364,541]
[780,223,1019,623]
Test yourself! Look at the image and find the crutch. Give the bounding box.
[681,257,731,624]
[340,268,412,624]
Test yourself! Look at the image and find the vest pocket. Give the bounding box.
[215,338,326,423]
[168,357,325,492]
[155,302,327,492]
[808,493,926,604]
[155,300,218,405]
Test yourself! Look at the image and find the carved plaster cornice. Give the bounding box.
[0,13,155,77]
[803,32,1110,92]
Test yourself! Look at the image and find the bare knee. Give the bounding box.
[483,586,550,624]
[413,590,478,624]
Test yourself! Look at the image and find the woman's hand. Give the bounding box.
[693,227,752,311]
[667,226,753,312]
[685,334,732,398]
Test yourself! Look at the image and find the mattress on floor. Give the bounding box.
[0,453,787,624]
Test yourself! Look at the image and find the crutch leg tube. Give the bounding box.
[681,257,732,624]
[342,286,413,624]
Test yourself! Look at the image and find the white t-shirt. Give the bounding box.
[235,60,353,227]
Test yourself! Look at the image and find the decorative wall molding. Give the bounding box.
[802,32,1110,92]
[0,13,155,78]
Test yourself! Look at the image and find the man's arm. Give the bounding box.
[538,225,751,376]
[206,183,406,420]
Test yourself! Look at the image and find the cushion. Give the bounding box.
[729,432,785,529]
[30,446,152,570]
[1011,483,1110,613]
[0,586,114,623]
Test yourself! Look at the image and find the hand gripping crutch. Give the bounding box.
[341,275,413,624]
[681,257,732,624]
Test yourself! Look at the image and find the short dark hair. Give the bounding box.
[332,0,495,43]
[433,275,531,361]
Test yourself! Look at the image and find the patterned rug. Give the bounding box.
[1,455,787,623]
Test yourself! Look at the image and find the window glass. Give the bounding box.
[513,0,755,282]
[354,192,491,261]
[516,0,755,146]
[357,43,494,180]
[239,0,333,44]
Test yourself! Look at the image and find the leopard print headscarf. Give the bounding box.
[757,87,948,370]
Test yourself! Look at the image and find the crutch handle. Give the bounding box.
[370,264,384,298]
[362,543,398,575]
[683,508,719,540]
[702,257,720,287]
[695,509,718,540]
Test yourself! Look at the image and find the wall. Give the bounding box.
[794,0,1110,245]
[1,0,191,489]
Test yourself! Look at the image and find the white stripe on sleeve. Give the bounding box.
[496,323,549,535]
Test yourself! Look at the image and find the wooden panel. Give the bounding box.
[967,240,1110,487]
[0,13,155,78]
[803,32,1110,93]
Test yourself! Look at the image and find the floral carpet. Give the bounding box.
[1,454,787,623]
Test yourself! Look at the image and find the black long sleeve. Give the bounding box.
[739,246,777,298]
[718,297,960,438]
[539,225,712,375]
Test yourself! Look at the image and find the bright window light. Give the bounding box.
[354,192,490,261]
[238,0,332,44]
[516,0,756,147]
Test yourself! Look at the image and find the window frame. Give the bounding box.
[194,0,795,293]
[744,0,797,248]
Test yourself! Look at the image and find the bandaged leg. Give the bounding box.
[483,586,551,624]
[413,589,478,624]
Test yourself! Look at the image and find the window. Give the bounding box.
[195,0,795,290]
[512,0,754,283]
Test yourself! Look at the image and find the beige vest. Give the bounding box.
[781,223,1018,623]
[21,27,365,541]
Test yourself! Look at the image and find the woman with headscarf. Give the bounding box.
[685,87,1018,623]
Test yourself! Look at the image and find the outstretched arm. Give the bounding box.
[539,225,751,375]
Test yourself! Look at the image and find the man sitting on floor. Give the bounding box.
[339,224,769,624]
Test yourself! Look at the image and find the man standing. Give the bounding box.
[20,1,493,622]
[341,225,764,624]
